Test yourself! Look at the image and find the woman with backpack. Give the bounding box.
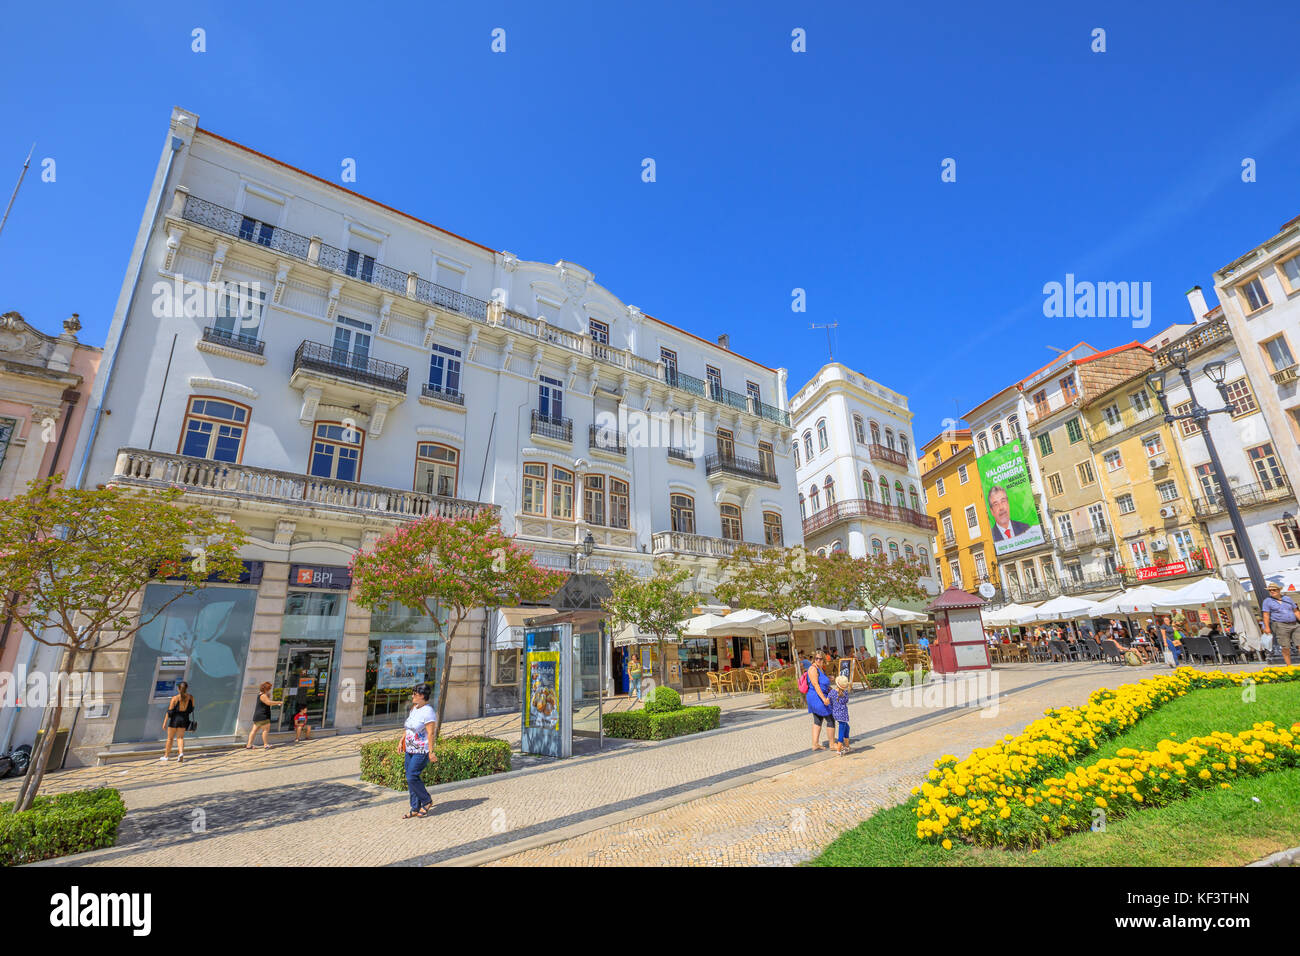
[803,650,834,752]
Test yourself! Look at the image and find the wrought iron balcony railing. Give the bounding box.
[293,340,409,394]
[1191,477,1294,517]
[704,453,778,484]
[531,410,572,443]
[589,425,627,455]
[420,382,465,406]
[202,325,265,356]
[800,497,937,538]
[1054,526,1111,552]
[667,446,695,464]
[868,443,909,468]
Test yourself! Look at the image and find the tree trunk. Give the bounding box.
[433,647,453,742]
[15,649,76,812]
[657,637,666,688]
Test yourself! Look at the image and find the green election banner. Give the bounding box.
[976,441,1044,557]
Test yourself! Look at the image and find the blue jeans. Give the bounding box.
[836,721,850,743]
[630,677,641,700]
[405,752,431,812]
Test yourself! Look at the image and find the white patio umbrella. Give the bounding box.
[1092,585,1186,616]
[1242,567,1300,595]
[678,613,733,637]
[1021,595,1103,624]
[1226,569,1264,652]
[982,602,1036,627]
[1149,578,1230,610]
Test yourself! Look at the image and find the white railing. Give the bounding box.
[650,531,777,558]
[111,449,493,521]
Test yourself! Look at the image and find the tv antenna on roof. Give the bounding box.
[810,322,838,362]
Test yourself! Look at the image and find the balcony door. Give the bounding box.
[309,422,363,482]
[716,428,735,461]
[415,443,458,497]
[333,316,372,369]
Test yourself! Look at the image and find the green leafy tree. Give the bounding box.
[601,561,698,690]
[856,551,930,640]
[0,477,246,811]
[350,510,565,739]
[715,544,820,646]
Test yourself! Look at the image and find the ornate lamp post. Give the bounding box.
[1145,347,1267,604]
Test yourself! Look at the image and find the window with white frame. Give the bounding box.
[973,550,987,580]
[1103,450,1123,472]
[538,374,564,421]
[415,443,458,497]
[1171,529,1195,560]
[213,282,266,344]
[1218,532,1241,561]
[1156,480,1179,502]
[1142,434,1164,457]
[1248,443,1284,488]
[1275,521,1299,554]
[817,419,828,451]
[853,415,865,443]
[1129,540,1149,566]
[333,315,372,368]
[1117,493,1136,515]
[957,464,969,484]
[427,343,462,399]
[941,511,954,540]
[964,504,979,531]
[936,477,946,497]
[1088,502,1108,532]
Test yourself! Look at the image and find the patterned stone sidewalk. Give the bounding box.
[12,661,1274,867]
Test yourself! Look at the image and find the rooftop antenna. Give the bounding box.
[0,143,35,242]
[810,322,838,362]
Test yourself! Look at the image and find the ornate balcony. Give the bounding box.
[1191,477,1294,517]
[589,424,627,455]
[1054,526,1111,553]
[801,497,936,539]
[868,443,909,468]
[201,325,265,356]
[531,410,572,444]
[650,530,776,560]
[704,453,777,484]
[110,449,494,522]
[420,382,465,407]
[1153,316,1233,370]
[292,340,408,395]
[1086,404,1160,444]
[1058,571,1125,596]
[667,447,695,464]
[1271,364,1298,385]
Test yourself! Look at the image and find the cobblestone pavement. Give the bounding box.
[9,662,1275,867]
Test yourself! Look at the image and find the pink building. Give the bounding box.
[0,310,102,681]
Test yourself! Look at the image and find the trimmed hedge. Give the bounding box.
[360,735,512,790]
[767,676,804,709]
[0,787,126,865]
[864,668,930,689]
[603,705,721,740]
[644,685,682,714]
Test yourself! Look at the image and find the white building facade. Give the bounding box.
[59,108,798,764]
[789,363,938,587]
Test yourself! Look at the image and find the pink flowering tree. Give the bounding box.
[349,509,565,739]
[0,477,246,811]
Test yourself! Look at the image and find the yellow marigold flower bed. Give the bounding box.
[913,667,1300,849]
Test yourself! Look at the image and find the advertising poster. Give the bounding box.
[377,639,427,689]
[976,440,1045,557]
[525,651,559,730]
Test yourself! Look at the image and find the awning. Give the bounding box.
[492,606,559,649]
[612,622,680,647]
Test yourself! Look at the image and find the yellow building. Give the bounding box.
[920,430,1000,594]
[1080,369,1214,585]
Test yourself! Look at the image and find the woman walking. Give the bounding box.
[245,681,282,750]
[161,681,194,763]
[805,651,834,752]
[401,683,438,819]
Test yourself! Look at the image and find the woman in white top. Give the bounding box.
[400,683,438,819]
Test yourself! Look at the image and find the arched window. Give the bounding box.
[831,540,844,553]
[919,546,929,567]
[824,475,836,507]
[900,434,910,458]
[1008,414,1020,440]
[894,481,905,507]
[670,493,695,534]
[792,442,800,469]
[904,544,915,563]
[719,503,742,540]
[862,469,873,500]
[909,486,920,512]
[977,432,988,455]
[991,423,1004,447]
[309,421,364,482]
[879,475,889,502]
[803,431,814,460]
[871,538,884,556]
[817,548,827,558]
[885,428,896,450]
[415,442,459,497]
[181,396,250,463]
[809,484,821,511]
[798,493,806,519]
[853,415,865,443]
[763,511,783,546]
[816,419,828,451]
[870,421,881,445]
[888,541,901,562]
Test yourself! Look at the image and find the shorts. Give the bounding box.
[836,721,850,743]
[252,719,271,729]
[1271,620,1299,652]
[811,712,833,727]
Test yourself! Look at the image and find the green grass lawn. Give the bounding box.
[810,681,1300,867]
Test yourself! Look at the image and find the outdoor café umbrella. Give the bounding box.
[981,602,1035,628]
[1149,578,1229,610]
[1093,585,1184,616]
[1226,570,1264,653]
[678,613,733,637]
[716,608,785,664]
[1021,594,1103,624]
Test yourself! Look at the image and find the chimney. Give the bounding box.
[1186,286,1209,322]
[717,333,729,350]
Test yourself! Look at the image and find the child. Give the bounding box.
[294,705,311,742]
[829,675,852,755]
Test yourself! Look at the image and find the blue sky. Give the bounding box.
[2,0,1299,445]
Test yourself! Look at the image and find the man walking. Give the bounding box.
[1262,583,1299,665]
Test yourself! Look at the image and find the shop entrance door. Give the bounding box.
[275,643,335,731]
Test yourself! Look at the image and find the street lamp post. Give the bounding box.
[1145,348,1268,605]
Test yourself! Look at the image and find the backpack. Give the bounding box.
[798,665,811,695]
